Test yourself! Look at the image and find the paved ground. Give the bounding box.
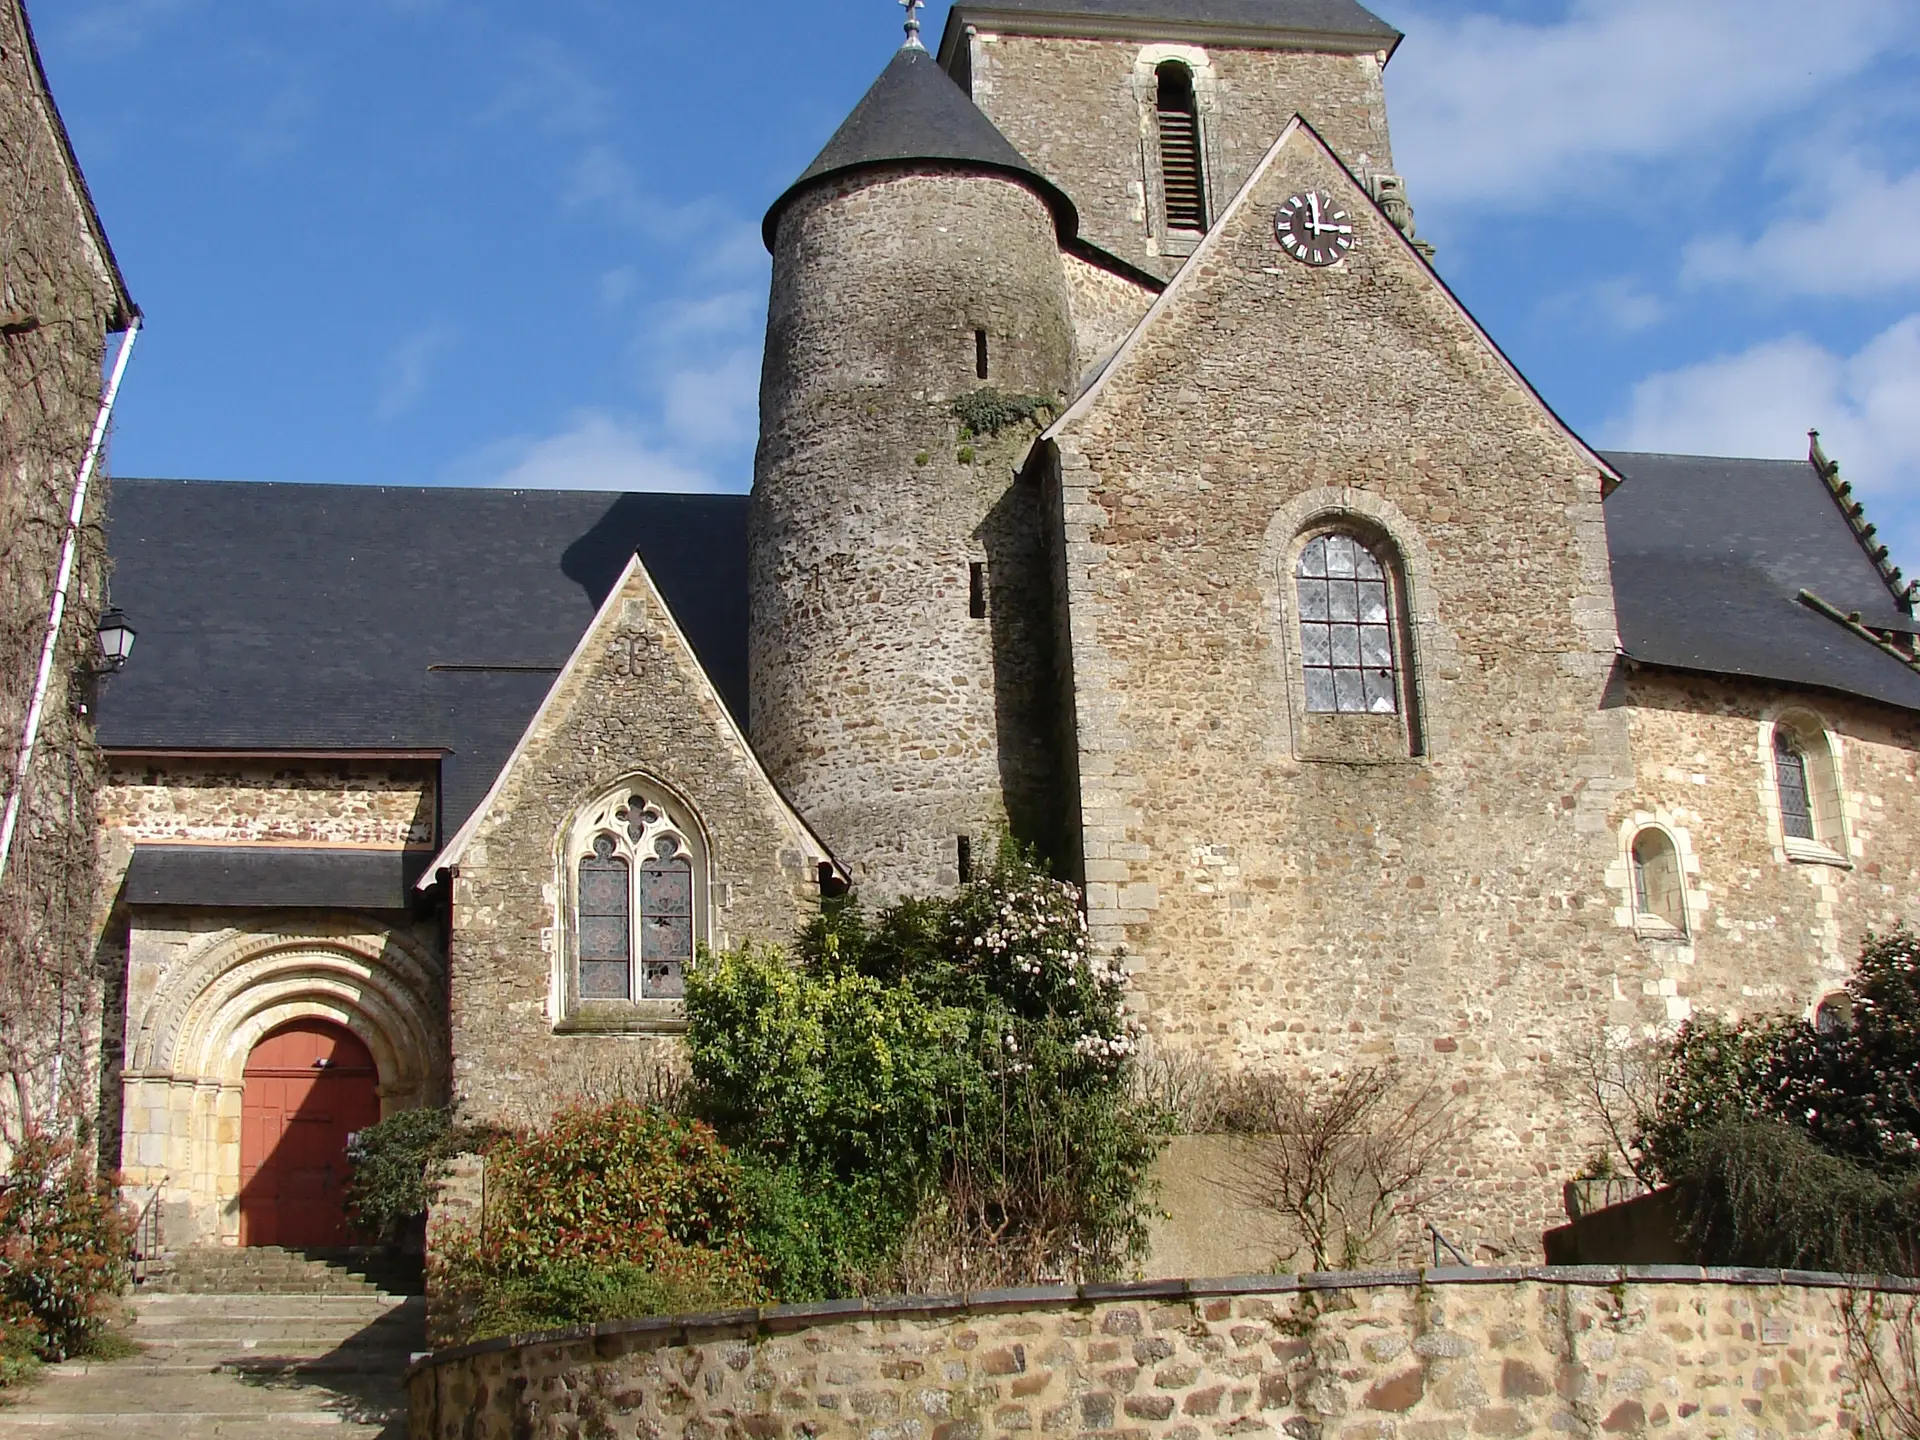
[0,1252,425,1440]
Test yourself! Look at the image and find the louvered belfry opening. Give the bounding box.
[1156,61,1205,233]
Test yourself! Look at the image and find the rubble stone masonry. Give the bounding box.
[408,1269,1914,1440]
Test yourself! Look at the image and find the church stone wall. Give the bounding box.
[1611,667,1920,1016]
[962,32,1394,281]
[449,564,825,1129]
[99,756,437,856]
[752,166,1076,901]
[1050,127,1638,1259]
[1061,253,1157,383]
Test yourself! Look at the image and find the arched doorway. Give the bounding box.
[239,1020,381,1247]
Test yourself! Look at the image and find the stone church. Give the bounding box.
[91,0,1920,1261]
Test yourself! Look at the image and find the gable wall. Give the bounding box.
[1052,129,1639,1256]
[1612,667,1920,1017]
[449,565,825,1128]
[964,32,1393,281]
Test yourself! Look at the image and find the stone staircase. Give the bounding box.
[0,1248,426,1439]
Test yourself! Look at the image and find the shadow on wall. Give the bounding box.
[560,494,752,728]
[981,474,1071,870]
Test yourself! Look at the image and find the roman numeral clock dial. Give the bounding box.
[1275,190,1354,266]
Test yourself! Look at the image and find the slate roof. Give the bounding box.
[98,480,750,841]
[124,846,432,912]
[764,43,1078,249]
[1603,451,1920,712]
[938,0,1401,60]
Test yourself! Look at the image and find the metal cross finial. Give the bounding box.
[901,0,926,48]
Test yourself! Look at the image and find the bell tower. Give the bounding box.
[938,0,1425,280]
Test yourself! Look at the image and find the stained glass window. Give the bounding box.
[577,836,631,1000]
[1775,731,1815,841]
[640,837,692,1000]
[1298,533,1398,714]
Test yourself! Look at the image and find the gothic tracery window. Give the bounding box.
[1297,532,1400,714]
[569,786,702,1005]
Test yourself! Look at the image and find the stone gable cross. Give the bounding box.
[901,0,925,47]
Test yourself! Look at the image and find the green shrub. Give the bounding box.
[1666,1121,1920,1274]
[687,841,1169,1296]
[1633,926,1920,1273]
[0,1308,42,1389]
[0,1134,130,1362]
[951,389,1055,439]
[429,1102,764,1344]
[345,1107,458,1243]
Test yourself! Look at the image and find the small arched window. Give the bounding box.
[1297,532,1399,714]
[1155,61,1205,233]
[1815,993,1853,1035]
[569,785,703,1005]
[1772,718,1846,857]
[1630,828,1687,933]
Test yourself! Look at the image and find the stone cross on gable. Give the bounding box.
[901,0,925,47]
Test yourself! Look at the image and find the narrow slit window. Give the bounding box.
[975,329,989,380]
[1156,62,1206,233]
[1297,532,1399,715]
[958,835,973,884]
[969,562,987,619]
[1775,731,1815,841]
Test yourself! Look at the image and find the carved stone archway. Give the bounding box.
[119,914,446,1247]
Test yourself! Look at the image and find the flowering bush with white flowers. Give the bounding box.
[1634,925,1920,1273]
[686,841,1169,1298]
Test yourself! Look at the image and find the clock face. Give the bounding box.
[1275,191,1354,267]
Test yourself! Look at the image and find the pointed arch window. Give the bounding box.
[1297,532,1399,714]
[567,785,704,1007]
[1155,61,1206,233]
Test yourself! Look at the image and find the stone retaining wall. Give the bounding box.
[407,1267,1920,1439]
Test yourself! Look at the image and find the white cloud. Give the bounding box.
[375,325,450,420]
[1605,313,1920,562]
[1684,158,1920,298]
[1588,277,1668,335]
[1389,0,1906,209]
[662,349,760,449]
[483,37,611,135]
[463,411,736,494]
[62,0,194,57]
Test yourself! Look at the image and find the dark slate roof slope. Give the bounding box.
[1603,451,1920,713]
[764,43,1077,248]
[99,480,750,839]
[940,0,1400,59]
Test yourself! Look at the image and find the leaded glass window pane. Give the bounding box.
[1298,533,1400,715]
[578,837,631,1000]
[1776,733,1814,841]
[640,854,693,999]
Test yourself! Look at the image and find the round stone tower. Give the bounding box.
[752,37,1079,901]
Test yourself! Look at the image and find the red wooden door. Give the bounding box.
[239,1020,380,1248]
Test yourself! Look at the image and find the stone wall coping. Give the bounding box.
[406,1264,1920,1380]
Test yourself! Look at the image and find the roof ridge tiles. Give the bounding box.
[1808,430,1916,611]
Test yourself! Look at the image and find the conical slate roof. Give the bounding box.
[763,44,1078,249]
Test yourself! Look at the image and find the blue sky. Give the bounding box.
[41,0,1920,562]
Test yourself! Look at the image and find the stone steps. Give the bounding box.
[0,1253,423,1440]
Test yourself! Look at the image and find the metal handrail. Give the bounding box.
[129,1180,167,1286]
